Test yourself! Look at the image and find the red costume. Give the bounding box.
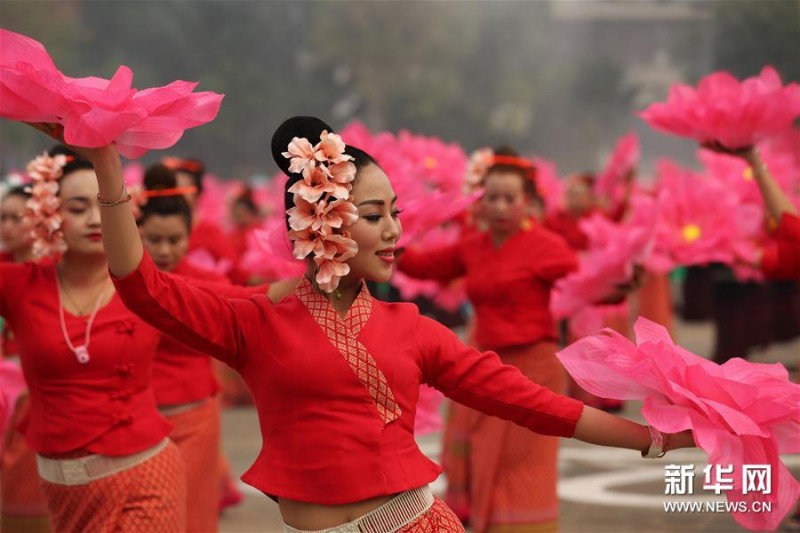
[0,261,184,531]
[113,252,584,504]
[398,223,578,531]
[400,224,578,350]
[761,213,800,280]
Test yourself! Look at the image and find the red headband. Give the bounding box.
[489,155,537,181]
[162,157,203,174]
[142,186,198,198]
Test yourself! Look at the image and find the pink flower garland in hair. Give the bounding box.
[463,147,493,193]
[23,152,69,258]
[284,131,359,293]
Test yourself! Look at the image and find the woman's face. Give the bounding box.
[140,214,190,272]
[58,169,105,257]
[0,194,33,254]
[343,164,402,284]
[480,170,530,235]
[565,177,595,215]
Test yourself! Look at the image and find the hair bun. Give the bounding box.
[143,164,178,191]
[271,116,335,177]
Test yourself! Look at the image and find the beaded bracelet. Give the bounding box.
[97,181,132,207]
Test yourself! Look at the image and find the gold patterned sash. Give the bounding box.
[296,278,401,425]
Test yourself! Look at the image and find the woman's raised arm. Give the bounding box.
[90,145,144,278]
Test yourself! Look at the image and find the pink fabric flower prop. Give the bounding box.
[594,132,639,209]
[0,361,25,456]
[23,152,69,258]
[639,66,800,149]
[531,157,564,215]
[558,318,800,531]
[1,29,223,158]
[550,213,653,328]
[414,385,444,436]
[284,131,358,293]
[239,222,306,282]
[651,159,760,271]
[185,248,233,276]
[339,121,477,253]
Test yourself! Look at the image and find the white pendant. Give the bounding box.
[74,345,90,364]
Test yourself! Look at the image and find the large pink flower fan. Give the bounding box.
[639,66,800,150]
[531,156,564,215]
[0,29,223,158]
[194,173,242,230]
[558,318,800,531]
[340,122,477,248]
[550,213,653,326]
[651,159,761,270]
[595,132,639,209]
[238,220,306,282]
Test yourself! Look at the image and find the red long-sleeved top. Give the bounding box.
[399,225,577,350]
[0,261,170,455]
[761,213,800,280]
[113,252,584,504]
[152,259,268,405]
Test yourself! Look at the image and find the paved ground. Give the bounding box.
[217,319,799,533]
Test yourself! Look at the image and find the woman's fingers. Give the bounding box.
[23,121,65,142]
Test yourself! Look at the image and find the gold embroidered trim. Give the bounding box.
[296,278,401,424]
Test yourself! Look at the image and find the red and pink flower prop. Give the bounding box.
[558,318,800,531]
[595,132,639,210]
[1,29,223,158]
[650,159,760,271]
[639,66,800,150]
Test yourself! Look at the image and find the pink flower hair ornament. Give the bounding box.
[23,152,70,258]
[283,131,359,293]
[463,147,537,194]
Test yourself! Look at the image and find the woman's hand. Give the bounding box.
[24,121,119,165]
[701,140,757,163]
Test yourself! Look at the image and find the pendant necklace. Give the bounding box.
[56,269,110,364]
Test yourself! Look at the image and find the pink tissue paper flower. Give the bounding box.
[1,29,223,158]
[558,318,800,532]
[639,66,800,150]
[594,132,639,209]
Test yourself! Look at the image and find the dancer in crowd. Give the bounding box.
[0,147,185,532]
[1,186,34,263]
[397,149,622,531]
[34,116,693,533]
[137,162,295,531]
[0,186,51,533]
[162,156,239,276]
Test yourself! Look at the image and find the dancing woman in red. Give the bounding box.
[136,163,292,532]
[0,186,51,533]
[398,152,583,532]
[58,116,693,533]
[0,149,185,532]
